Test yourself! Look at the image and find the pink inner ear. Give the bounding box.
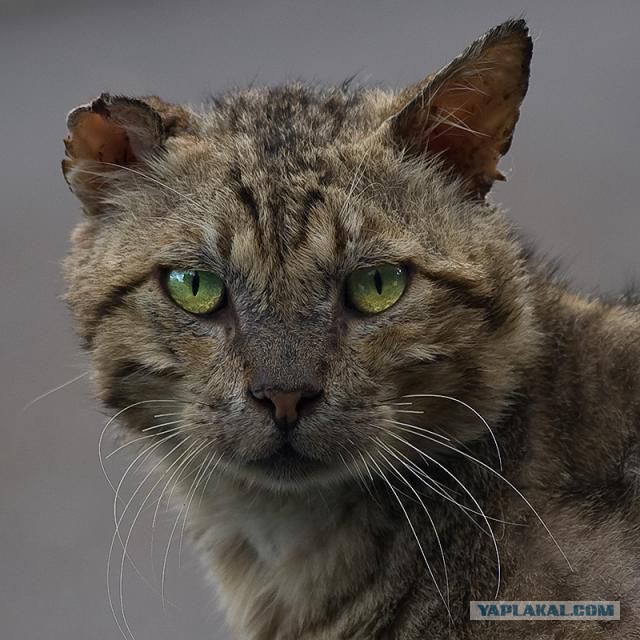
[65,112,136,166]
[390,23,531,198]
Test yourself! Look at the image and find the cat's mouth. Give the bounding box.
[245,442,326,478]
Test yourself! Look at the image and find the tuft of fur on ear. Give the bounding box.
[62,93,192,213]
[389,19,533,198]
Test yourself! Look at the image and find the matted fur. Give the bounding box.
[62,19,640,639]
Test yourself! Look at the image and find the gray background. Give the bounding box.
[2,1,639,639]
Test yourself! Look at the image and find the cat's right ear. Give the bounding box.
[62,93,190,214]
[383,19,532,198]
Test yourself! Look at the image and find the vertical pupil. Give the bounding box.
[191,271,200,296]
[374,269,383,295]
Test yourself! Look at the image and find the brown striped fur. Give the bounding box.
[61,20,640,639]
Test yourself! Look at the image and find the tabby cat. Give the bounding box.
[61,19,640,640]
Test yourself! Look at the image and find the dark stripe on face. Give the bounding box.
[266,192,287,262]
[332,214,348,257]
[102,359,179,410]
[229,166,260,224]
[214,217,233,261]
[236,184,260,222]
[84,276,147,346]
[431,275,510,331]
[292,188,325,250]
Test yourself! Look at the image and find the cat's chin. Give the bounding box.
[230,443,348,493]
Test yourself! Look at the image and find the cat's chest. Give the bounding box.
[239,504,325,563]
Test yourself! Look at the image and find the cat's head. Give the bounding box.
[63,20,538,492]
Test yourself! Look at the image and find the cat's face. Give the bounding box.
[63,21,538,492]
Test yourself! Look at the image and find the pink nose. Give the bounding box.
[250,387,321,432]
[262,389,303,424]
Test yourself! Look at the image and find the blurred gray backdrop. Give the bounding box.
[2,1,639,639]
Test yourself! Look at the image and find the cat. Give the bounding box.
[61,18,640,640]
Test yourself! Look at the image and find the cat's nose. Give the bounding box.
[250,386,322,432]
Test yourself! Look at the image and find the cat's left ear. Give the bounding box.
[387,19,533,198]
[62,93,192,213]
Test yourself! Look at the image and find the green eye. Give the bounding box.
[165,269,225,315]
[346,264,408,314]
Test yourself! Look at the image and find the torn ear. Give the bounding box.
[62,93,191,212]
[388,19,533,198]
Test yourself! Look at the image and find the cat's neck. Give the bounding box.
[190,478,391,638]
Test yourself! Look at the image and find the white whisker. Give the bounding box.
[382,417,450,442]
[106,425,186,460]
[197,454,223,508]
[393,426,573,572]
[141,418,188,433]
[384,428,503,598]
[99,399,191,496]
[22,371,89,411]
[358,450,376,486]
[160,444,209,608]
[401,393,502,470]
[107,437,191,640]
[178,452,219,566]
[116,439,202,640]
[375,443,451,612]
[394,409,426,415]
[378,434,520,528]
[366,452,452,622]
[150,438,208,584]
